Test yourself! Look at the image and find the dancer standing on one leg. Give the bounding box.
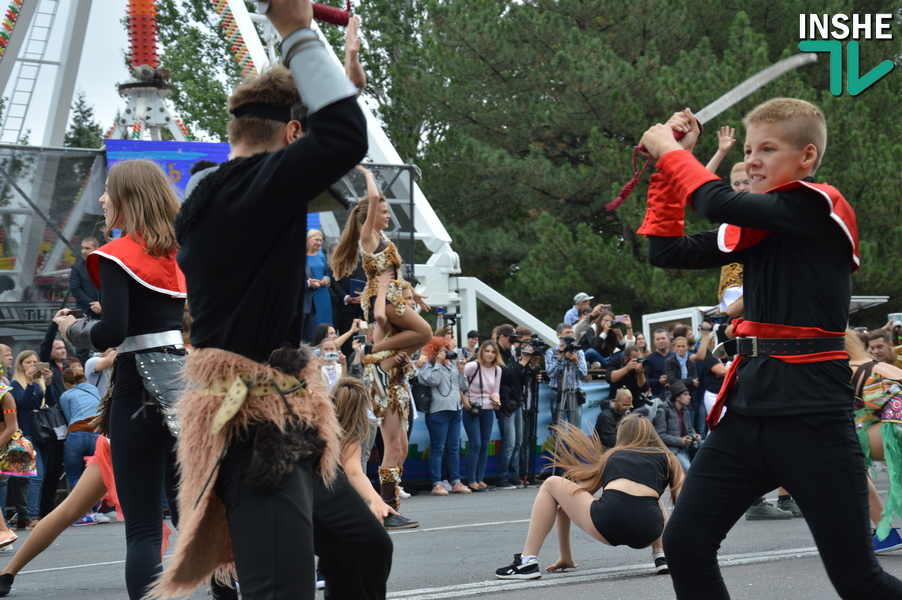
[331,165,431,530]
[494,414,682,580]
[638,98,902,599]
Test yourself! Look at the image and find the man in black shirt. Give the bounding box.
[644,328,672,398]
[638,100,902,598]
[166,3,391,599]
[605,345,650,407]
[595,388,632,449]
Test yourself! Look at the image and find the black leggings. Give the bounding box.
[663,411,902,600]
[591,489,663,549]
[214,427,393,600]
[109,353,179,599]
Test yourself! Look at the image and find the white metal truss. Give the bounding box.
[108,65,189,142]
[222,2,555,342]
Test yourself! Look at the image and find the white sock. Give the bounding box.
[521,554,537,565]
[653,551,665,560]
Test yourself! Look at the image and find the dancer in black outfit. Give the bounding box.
[54,160,186,599]
[149,2,391,599]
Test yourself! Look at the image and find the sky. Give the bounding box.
[0,1,144,146]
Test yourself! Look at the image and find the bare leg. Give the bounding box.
[2,463,106,576]
[379,409,405,468]
[522,476,607,557]
[651,498,669,555]
[867,476,885,527]
[371,308,431,355]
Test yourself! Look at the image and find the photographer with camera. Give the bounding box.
[545,324,588,428]
[417,337,471,496]
[653,381,700,473]
[605,345,652,415]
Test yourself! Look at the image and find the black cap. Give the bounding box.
[669,381,689,398]
[467,330,479,339]
[496,324,516,338]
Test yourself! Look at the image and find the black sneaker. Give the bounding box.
[744,498,792,520]
[514,479,525,489]
[0,572,14,596]
[495,554,541,580]
[653,553,669,574]
[383,514,420,530]
[495,480,517,490]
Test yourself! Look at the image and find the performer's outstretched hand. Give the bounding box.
[345,16,366,94]
[546,557,578,572]
[717,126,737,153]
[268,0,313,39]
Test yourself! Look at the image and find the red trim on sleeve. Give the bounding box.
[654,150,721,209]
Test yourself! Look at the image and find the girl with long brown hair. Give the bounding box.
[330,377,398,524]
[53,159,186,599]
[495,414,683,580]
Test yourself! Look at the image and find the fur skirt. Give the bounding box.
[146,347,342,599]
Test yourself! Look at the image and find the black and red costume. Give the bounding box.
[68,234,186,599]
[638,149,902,599]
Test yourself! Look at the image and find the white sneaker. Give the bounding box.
[0,544,13,553]
[92,512,111,524]
[441,480,453,492]
[398,487,411,499]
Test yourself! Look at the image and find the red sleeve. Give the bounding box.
[637,172,685,237]
[655,149,721,209]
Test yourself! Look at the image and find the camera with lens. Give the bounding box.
[444,350,458,361]
[468,402,482,417]
[635,355,647,365]
[560,336,576,354]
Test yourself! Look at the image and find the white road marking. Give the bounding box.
[386,547,821,599]
[389,518,531,534]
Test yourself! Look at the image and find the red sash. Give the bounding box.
[86,235,186,298]
[706,320,848,429]
[716,180,860,272]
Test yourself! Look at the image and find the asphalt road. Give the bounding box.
[2,476,901,599]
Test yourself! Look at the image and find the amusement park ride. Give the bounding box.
[0,0,556,343]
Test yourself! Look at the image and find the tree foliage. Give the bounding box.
[154,0,902,325]
[64,91,104,149]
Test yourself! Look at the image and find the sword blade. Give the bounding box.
[694,54,818,125]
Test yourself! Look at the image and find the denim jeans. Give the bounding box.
[675,447,692,473]
[550,389,583,428]
[24,436,44,519]
[425,409,462,486]
[496,407,522,482]
[63,431,99,490]
[462,408,495,484]
[584,348,606,367]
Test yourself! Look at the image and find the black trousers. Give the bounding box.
[663,411,902,599]
[214,429,393,600]
[39,438,65,516]
[109,353,180,600]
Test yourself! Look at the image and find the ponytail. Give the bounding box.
[330,200,366,279]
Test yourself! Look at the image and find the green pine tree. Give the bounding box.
[64,91,104,149]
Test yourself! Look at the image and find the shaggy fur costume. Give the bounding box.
[147,347,342,599]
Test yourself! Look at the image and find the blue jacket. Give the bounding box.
[59,383,101,425]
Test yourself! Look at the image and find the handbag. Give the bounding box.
[411,376,433,414]
[0,431,37,476]
[32,399,68,444]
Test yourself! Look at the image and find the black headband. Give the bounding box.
[230,103,293,122]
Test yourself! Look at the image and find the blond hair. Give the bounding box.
[845,328,870,361]
[307,228,323,240]
[731,162,746,175]
[743,98,827,173]
[551,415,682,499]
[330,195,387,280]
[13,351,45,391]
[105,160,180,257]
[331,377,373,455]
[227,65,299,147]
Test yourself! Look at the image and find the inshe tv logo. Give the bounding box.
[798,14,895,96]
